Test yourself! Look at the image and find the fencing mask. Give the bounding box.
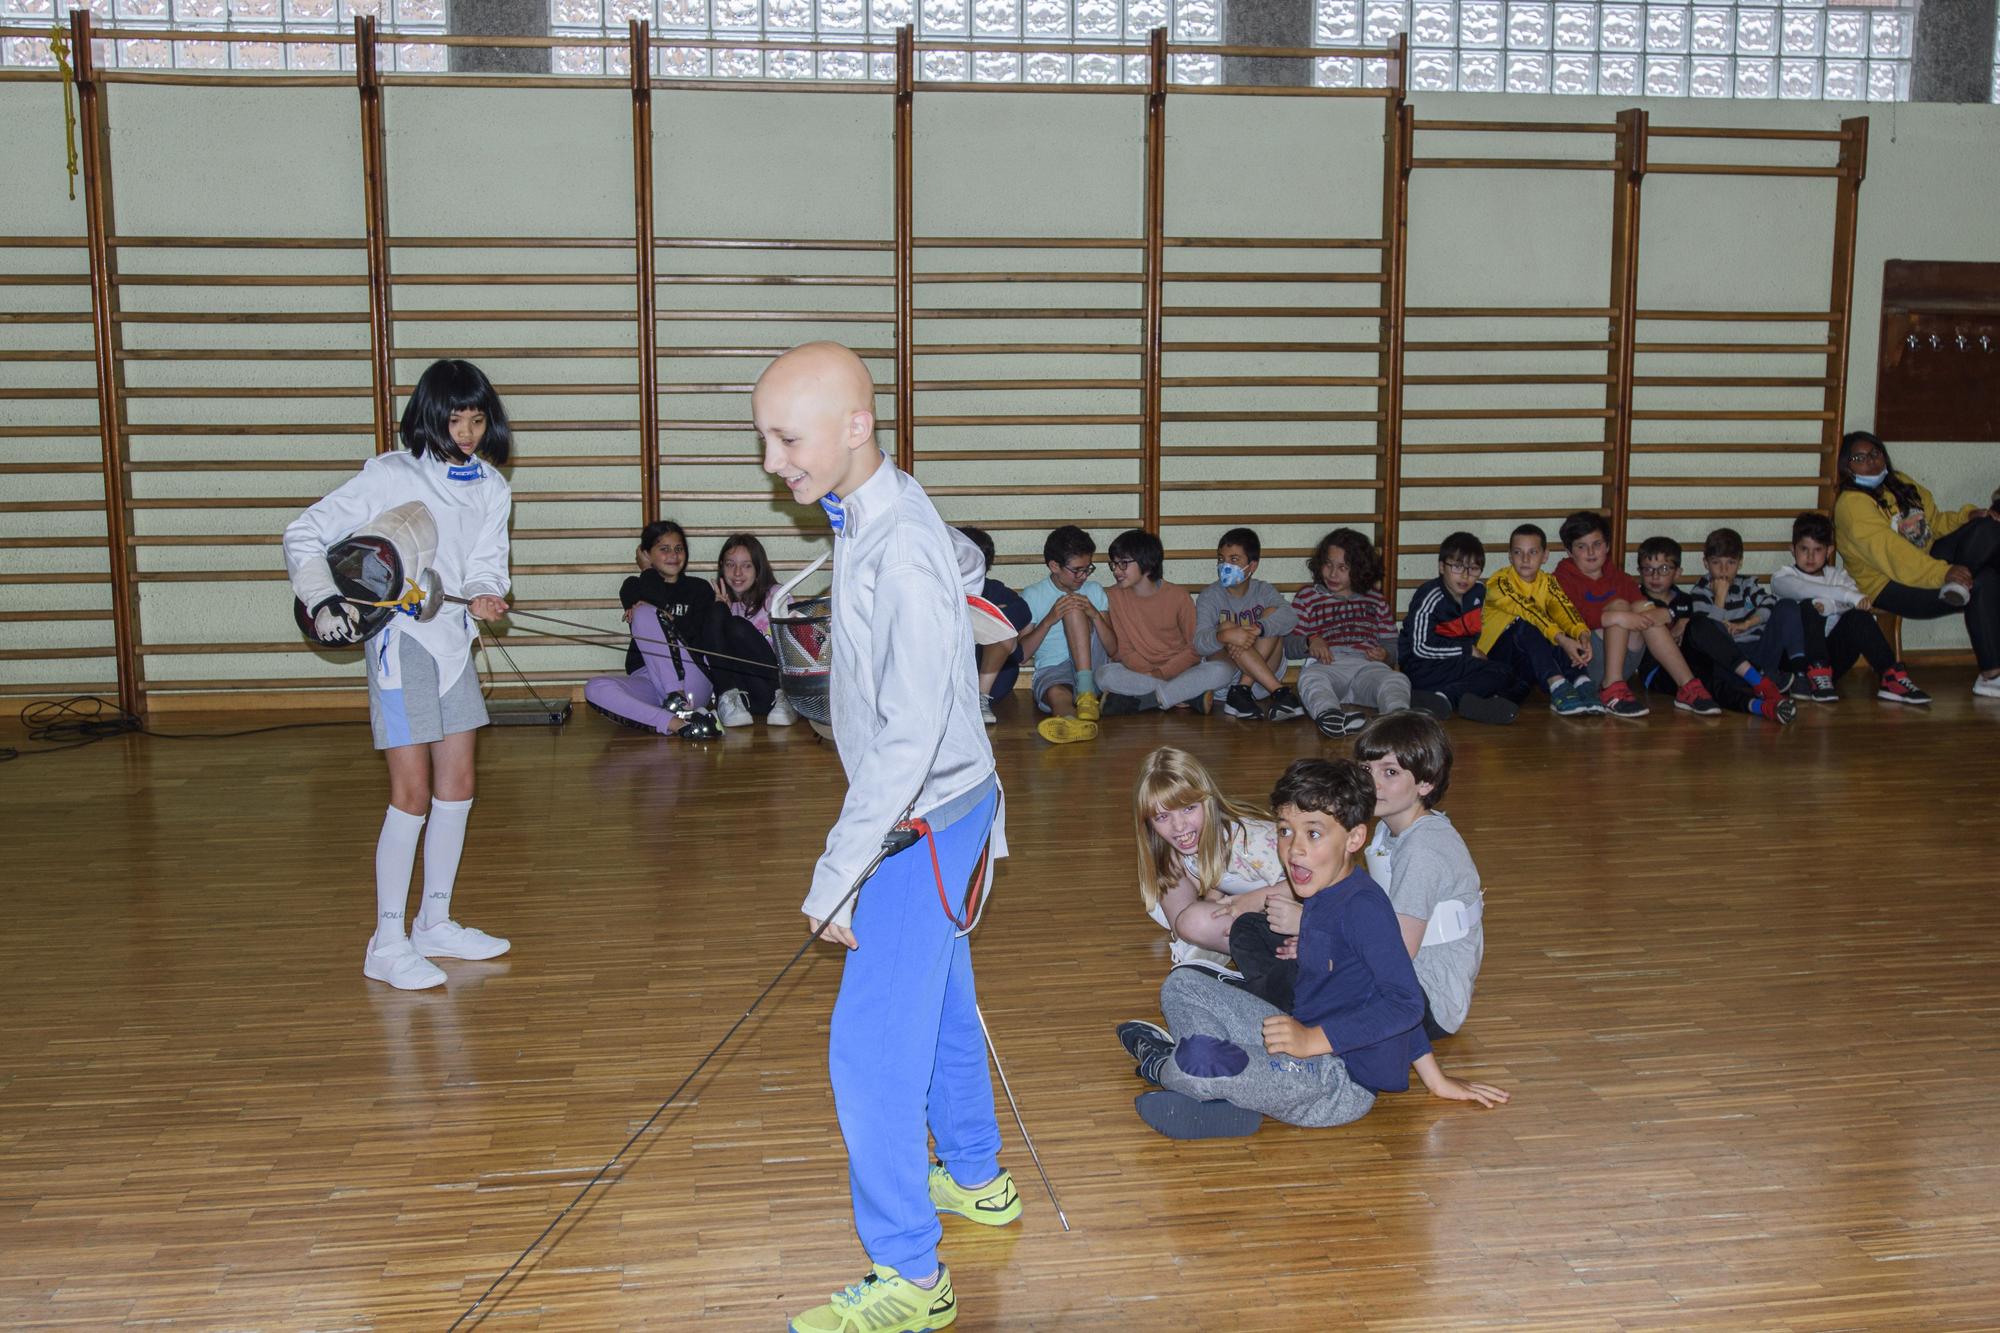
[292,500,440,644]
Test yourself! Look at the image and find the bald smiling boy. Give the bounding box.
[754,343,1019,1333]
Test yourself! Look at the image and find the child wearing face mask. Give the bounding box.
[1194,526,1303,722]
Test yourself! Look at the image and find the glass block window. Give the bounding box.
[0,0,446,71]
[1315,0,1928,98]
[550,0,1220,83]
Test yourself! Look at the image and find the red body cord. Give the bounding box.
[898,817,986,930]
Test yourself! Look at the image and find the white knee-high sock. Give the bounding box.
[417,796,473,930]
[375,806,427,948]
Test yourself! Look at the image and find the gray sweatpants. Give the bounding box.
[1296,655,1412,716]
[1098,659,1239,709]
[1156,968,1376,1129]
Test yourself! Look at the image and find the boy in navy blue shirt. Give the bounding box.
[1399,532,1522,725]
[1118,757,1509,1139]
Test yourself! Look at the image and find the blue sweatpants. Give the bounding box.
[828,783,1002,1278]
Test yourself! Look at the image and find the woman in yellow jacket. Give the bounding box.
[1831,431,2000,697]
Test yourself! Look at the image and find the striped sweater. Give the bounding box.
[1689,574,1774,642]
[1291,585,1395,652]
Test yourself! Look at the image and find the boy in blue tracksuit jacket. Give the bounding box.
[1398,531,1522,726]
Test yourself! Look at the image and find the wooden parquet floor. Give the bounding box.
[4,686,1999,1331]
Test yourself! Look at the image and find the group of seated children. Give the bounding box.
[583,521,800,740]
[1116,713,1506,1139]
[590,503,1931,745]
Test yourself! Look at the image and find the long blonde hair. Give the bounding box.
[1133,746,1269,911]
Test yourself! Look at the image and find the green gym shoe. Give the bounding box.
[788,1264,956,1333]
[928,1163,1022,1227]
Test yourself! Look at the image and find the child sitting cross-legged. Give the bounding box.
[1769,511,1930,706]
[1552,510,1718,720]
[1115,758,1509,1140]
[1291,527,1442,738]
[1097,529,1239,715]
[1226,712,1484,1043]
[1479,523,1603,717]
[1635,536,1796,725]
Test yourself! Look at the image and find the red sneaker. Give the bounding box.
[1876,666,1931,706]
[1599,679,1649,719]
[1674,679,1721,717]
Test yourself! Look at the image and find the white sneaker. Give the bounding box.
[1974,674,2000,699]
[767,690,797,726]
[980,695,997,726]
[716,688,753,728]
[410,918,511,961]
[364,936,447,990]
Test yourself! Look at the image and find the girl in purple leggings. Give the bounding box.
[583,520,721,738]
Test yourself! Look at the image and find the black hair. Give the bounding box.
[1510,523,1547,548]
[1791,511,1835,547]
[639,520,688,556]
[1558,510,1611,549]
[1308,527,1383,595]
[399,359,511,466]
[957,525,997,576]
[1438,531,1486,567]
[1109,528,1165,583]
[1636,535,1683,567]
[718,532,778,614]
[1703,527,1744,561]
[1268,758,1375,835]
[1835,430,1925,517]
[1354,710,1453,809]
[1218,527,1261,563]
[1043,524,1096,568]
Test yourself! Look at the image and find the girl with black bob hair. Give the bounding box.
[282,357,517,992]
[401,358,513,466]
[1831,429,2000,696]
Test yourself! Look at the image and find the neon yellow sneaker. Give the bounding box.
[788,1264,955,1333]
[929,1163,1022,1227]
[1075,690,1103,722]
[1037,715,1098,745]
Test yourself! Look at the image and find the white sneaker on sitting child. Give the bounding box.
[767,690,797,726]
[716,688,754,728]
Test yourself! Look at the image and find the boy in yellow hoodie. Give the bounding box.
[1476,523,1603,716]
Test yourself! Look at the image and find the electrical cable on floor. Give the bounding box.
[0,695,365,764]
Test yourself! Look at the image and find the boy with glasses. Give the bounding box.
[1397,532,1522,725]
[1634,535,1795,724]
[1017,524,1116,744]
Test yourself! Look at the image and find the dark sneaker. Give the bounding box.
[1673,679,1722,717]
[1806,666,1839,702]
[1599,680,1649,719]
[1573,678,1606,714]
[1313,708,1358,739]
[1184,691,1211,716]
[1135,1090,1262,1140]
[1409,690,1453,719]
[1877,667,1931,706]
[1116,1020,1176,1084]
[1458,693,1518,725]
[1549,682,1593,717]
[1100,690,1154,717]
[1263,686,1305,722]
[1787,670,1817,701]
[1221,685,1263,720]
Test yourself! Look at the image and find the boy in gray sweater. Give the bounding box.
[1194,526,1304,721]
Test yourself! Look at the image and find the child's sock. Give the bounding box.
[1739,664,1763,686]
[908,1270,940,1290]
[373,806,426,949]
[1075,668,1097,698]
[416,796,473,930]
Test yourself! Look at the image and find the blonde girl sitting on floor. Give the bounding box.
[1133,746,1289,971]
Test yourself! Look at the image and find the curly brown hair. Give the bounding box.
[1307,527,1384,595]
